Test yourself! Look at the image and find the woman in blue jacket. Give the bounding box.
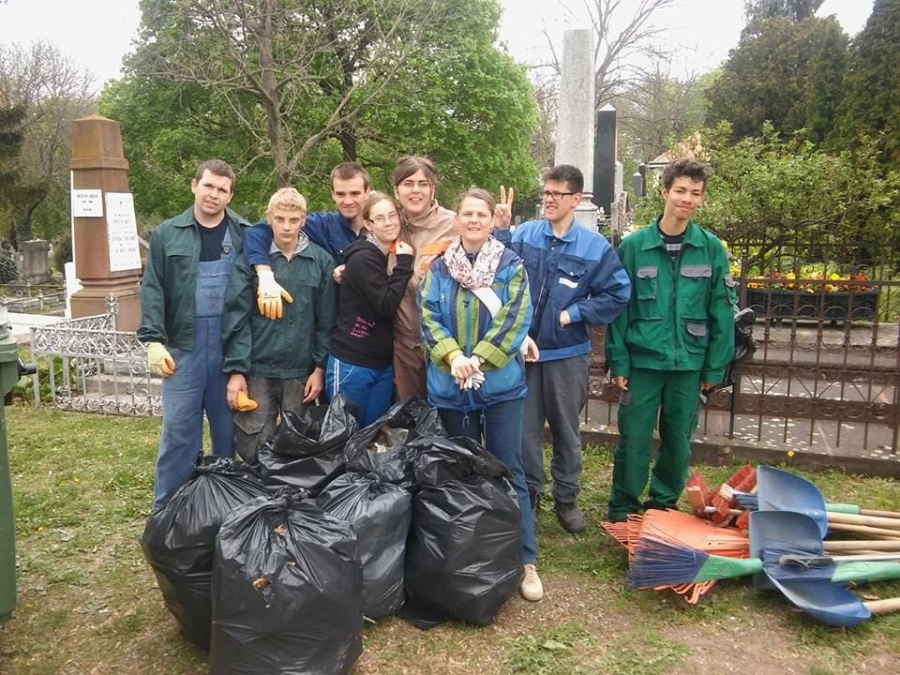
[419,188,543,602]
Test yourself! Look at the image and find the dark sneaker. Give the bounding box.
[555,501,587,534]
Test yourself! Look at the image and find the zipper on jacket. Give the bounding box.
[463,292,477,410]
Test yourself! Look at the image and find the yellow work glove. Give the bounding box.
[257,269,293,320]
[235,390,258,412]
[146,342,176,377]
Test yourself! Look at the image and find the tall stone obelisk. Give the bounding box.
[69,116,143,331]
[554,29,598,231]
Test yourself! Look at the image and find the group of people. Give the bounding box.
[137,154,735,605]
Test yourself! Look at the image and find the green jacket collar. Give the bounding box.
[642,216,705,250]
[172,206,250,229]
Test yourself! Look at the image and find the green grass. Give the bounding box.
[2,407,900,674]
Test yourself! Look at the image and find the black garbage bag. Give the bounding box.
[403,436,523,628]
[211,490,363,675]
[256,393,358,493]
[722,307,757,389]
[140,456,268,650]
[272,392,358,457]
[343,397,445,488]
[318,472,412,619]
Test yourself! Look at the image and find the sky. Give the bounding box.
[0,0,878,91]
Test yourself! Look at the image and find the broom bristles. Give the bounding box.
[627,535,711,589]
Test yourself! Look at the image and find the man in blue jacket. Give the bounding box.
[496,165,631,533]
[244,162,370,318]
[137,159,251,511]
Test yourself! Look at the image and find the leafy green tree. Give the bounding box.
[830,0,900,166]
[743,0,823,26]
[705,9,847,142]
[113,0,536,211]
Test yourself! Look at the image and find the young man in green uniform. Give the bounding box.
[221,188,336,462]
[605,158,736,522]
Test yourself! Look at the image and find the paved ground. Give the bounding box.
[7,311,64,343]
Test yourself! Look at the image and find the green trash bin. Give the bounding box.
[0,307,23,622]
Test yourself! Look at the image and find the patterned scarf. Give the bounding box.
[442,236,505,290]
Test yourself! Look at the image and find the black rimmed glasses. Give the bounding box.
[541,190,577,201]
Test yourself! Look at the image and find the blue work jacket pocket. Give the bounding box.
[549,258,588,305]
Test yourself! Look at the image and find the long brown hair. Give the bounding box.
[392,155,438,188]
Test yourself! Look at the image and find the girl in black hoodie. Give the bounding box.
[325,192,414,425]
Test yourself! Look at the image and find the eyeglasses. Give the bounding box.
[541,190,577,201]
[369,212,400,226]
[398,180,432,191]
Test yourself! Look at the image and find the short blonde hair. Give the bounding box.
[266,187,307,220]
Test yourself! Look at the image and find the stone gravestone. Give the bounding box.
[554,29,599,231]
[593,103,617,220]
[69,116,143,331]
[21,240,51,285]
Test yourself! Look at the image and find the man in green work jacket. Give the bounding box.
[138,159,251,512]
[605,158,736,522]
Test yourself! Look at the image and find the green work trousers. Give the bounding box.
[607,367,703,522]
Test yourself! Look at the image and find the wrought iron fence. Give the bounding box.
[23,237,900,458]
[28,306,160,417]
[586,241,900,458]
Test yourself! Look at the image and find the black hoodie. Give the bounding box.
[329,238,414,369]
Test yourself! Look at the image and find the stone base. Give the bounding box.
[70,278,142,332]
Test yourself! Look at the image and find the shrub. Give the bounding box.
[0,248,18,283]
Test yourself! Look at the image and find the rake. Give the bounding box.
[627,535,900,589]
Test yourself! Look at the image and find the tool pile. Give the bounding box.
[603,465,900,626]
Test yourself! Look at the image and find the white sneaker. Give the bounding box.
[520,563,544,602]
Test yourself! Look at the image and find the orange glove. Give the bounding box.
[235,390,258,412]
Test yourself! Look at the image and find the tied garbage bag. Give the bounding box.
[318,472,412,619]
[343,396,445,487]
[140,456,268,650]
[257,393,358,493]
[211,490,363,675]
[403,436,523,627]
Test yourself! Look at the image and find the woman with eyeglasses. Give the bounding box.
[325,192,414,426]
[390,156,514,399]
[389,156,457,399]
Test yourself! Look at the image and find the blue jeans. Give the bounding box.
[154,317,234,511]
[439,398,536,564]
[325,354,393,428]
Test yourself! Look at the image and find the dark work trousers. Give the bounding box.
[233,376,308,463]
[607,367,702,522]
[521,353,590,505]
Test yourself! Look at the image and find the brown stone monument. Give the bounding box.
[69,115,143,331]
